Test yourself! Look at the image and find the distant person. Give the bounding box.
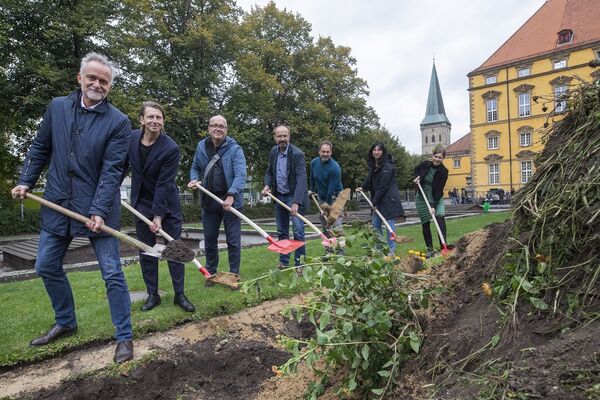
[309,141,344,251]
[261,124,307,272]
[11,52,134,363]
[188,115,247,287]
[413,145,449,258]
[122,101,195,312]
[356,142,404,254]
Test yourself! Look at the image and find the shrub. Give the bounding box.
[0,208,41,235]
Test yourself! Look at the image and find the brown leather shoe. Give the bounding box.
[114,340,134,363]
[30,324,77,347]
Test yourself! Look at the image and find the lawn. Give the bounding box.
[0,211,509,367]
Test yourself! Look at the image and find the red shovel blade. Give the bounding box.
[390,232,397,241]
[266,237,305,255]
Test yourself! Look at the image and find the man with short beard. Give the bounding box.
[11,52,134,363]
[261,124,308,272]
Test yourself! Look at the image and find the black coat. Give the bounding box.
[264,143,308,213]
[122,129,182,220]
[414,160,448,204]
[362,156,404,219]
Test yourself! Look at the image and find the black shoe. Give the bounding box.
[425,248,436,259]
[174,293,195,312]
[141,293,161,311]
[30,324,77,347]
[114,340,134,363]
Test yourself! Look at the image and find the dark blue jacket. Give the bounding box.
[190,136,247,209]
[18,90,131,237]
[264,143,308,213]
[122,129,182,220]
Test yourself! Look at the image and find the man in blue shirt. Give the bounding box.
[262,125,308,272]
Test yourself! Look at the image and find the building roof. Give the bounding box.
[421,61,451,126]
[471,0,600,75]
[446,132,471,156]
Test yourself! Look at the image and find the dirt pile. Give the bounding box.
[393,221,600,399]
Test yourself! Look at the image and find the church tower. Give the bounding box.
[420,61,451,155]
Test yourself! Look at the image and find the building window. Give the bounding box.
[439,134,441,142]
[425,136,428,144]
[517,67,531,77]
[596,50,600,60]
[431,135,435,143]
[485,75,497,84]
[489,163,499,185]
[521,161,532,183]
[520,131,532,147]
[488,136,499,150]
[557,29,573,45]
[453,159,461,168]
[553,59,567,69]
[518,92,531,117]
[486,98,498,122]
[555,85,568,112]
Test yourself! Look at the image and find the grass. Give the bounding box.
[0,211,509,367]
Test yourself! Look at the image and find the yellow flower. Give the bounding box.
[481,282,492,297]
[271,365,278,374]
[408,250,415,255]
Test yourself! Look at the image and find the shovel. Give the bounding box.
[195,183,304,255]
[120,200,239,289]
[25,193,194,262]
[265,192,336,247]
[357,189,398,242]
[309,192,325,215]
[414,178,451,255]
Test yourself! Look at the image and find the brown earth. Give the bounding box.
[393,221,600,399]
[5,222,598,399]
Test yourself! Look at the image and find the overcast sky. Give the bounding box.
[236,0,547,154]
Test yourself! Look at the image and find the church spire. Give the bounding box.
[421,61,451,126]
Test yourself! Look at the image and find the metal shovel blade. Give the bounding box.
[267,239,305,255]
[142,244,196,263]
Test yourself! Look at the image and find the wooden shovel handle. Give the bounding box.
[358,190,395,235]
[120,200,174,241]
[25,192,155,253]
[195,183,270,239]
[266,192,325,236]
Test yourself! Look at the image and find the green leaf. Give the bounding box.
[361,344,369,361]
[490,334,500,348]
[319,313,330,330]
[362,303,374,313]
[371,388,384,395]
[336,307,346,316]
[410,339,420,353]
[348,378,357,390]
[409,331,419,342]
[342,322,353,335]
[377,370,391,377]
[529,296,549,310]
[316,329,329,345]
[521,279,534,293]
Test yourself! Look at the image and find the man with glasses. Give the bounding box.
[188,115,247,286]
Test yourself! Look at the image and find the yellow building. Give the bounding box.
[444,133,471,199]
[467,0,600,196]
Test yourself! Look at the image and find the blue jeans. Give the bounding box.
[372,213,396,254]
[35,229,132,342]
[274,192,305,266]
[202,199,241,275]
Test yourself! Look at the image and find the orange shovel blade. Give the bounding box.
[267,239,305,255]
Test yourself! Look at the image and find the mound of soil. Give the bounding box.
[394,221,600,399]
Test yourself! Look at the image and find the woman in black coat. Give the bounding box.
[413,144,449,258]
[357,142,404,254]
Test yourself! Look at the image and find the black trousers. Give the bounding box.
[134,197,185,295]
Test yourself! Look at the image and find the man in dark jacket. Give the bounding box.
[122,101,195,313]
[188,115,247,286]
[261,125,308,271]
[11,52,134,363]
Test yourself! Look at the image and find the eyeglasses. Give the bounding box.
[209,124,228,129]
